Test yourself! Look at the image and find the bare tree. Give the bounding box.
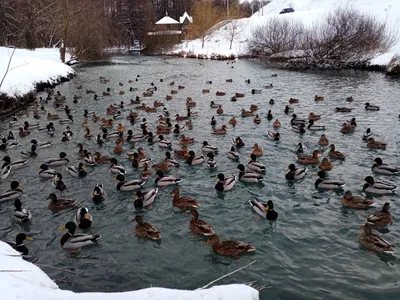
[223,4,245,50]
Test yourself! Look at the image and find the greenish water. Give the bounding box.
[1,56,400,299]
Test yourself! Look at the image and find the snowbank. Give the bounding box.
[173,0,400,66]
[0,47,74,97]
[0,241,259,300]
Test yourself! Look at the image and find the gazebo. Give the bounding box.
[149,12,182,36]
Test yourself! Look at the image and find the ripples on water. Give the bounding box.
[1,56,400,299]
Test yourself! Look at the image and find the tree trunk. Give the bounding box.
[202,36,205,48]
[230,38,233,50]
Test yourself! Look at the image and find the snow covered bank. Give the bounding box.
[0,47,74,98]
[172,0,400,67]
[0,241,259,300]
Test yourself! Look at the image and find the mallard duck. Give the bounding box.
[212,125,227,135]
[268,131,280,141]
[237,164,263,183]
[204,235,256,257]
[44,152,69,166]
[92,184,106,202]
[241,109,254,117]
[291,123,306,134]
[93,152,109,164]
[367,202,392,227]
[329,144,345,159]
[297,150,321,165]
[335,107,352,112]
[52,173,67,191]
[346,96,354,102]
[155,170,181,187]
[318,134,329,146]
[179,134,194,145]
[170,187,200,209]
[286,164,307,180]
[314,95,324,101]
[315,171,345,189]
[37,164,57,179]
[366,138,386,150]
[308,112,321,121]
[372,158,400,175]
[13,198,32,223]
[249,198,278,220]
[365,102,379,110]
[210,101,219,108]
[2,156,28,169]
[189,210,215,236]
[363,176,397,195]
[201,141,218,154]
[0,181,23,202]
[135,189,158,208]
[204,153,218,168]
[358,223,394,254]
[216,105,224,115]
[273,119,281,127]
[152,160,169,172]
[290,114,306,125]
[362,128,372,141]
[253,114,261,124]
[115,174,145,191]
[228,146,239,160]
[229,116,237,125]
[247,154,265,173]
[59,115,74,124]
[6,233,32,255]
[75,207,93,229]
[133,216,161,240]
[162,152,178,167]
[18,127,31,138]
[215,173,237,191]
[31,139,53,149]
[308,120,325,131]
[1,164,11,180]
[59,222,101,249]
[110,158,126,174]
[158,135,172,148]
[319,158,333,171]
[66,163,87,178]
[187,151,204,165]
[252,143,263,156]
[341,191,375,209]
[47,193,76,211]
[233,137,245,147]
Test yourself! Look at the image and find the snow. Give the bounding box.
[156,16,180,25]
[173,0,400,66]
[0,47,74,97]
[0,241,259,300]
[179,12,193,24]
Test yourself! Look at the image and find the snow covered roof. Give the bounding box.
[179,11,193,24]
[156,15,180,25]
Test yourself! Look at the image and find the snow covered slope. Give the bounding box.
[173,0,400,66]
[0,241,259,300]
[0,47,74,97]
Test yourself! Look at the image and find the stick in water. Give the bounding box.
[34,263,77,275]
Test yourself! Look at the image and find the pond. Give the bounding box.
[1,56,400,300]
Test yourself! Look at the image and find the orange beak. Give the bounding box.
[204,239,212,245]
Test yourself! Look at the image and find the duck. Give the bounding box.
[21,144,38,159]
[174,146,189,159]
[362,128,372,141]
[335,107,352,112]
[157,135,172,148]
[115,174,145,191]
[164,152,179,167]
[110,158,126,174]
[18,127,31,138]
[290,114,306,125]
[266,111,273,121]
[241,109,254,117]
[233,136,245,147]
[273,119,281,127]
[37,164,57,179]
[155,170,181,187]
[75,207,93,229]
[284,105,294,114]
[186,151,204,165]
[201,141,218,154]
[133,216,161,240]
[297,150,321,164]
[52,173,67,191]
[151,160,169,172]
[340,123,355,134]
[93,152,110,164]
[308,112,321,121]
[268,131,280,141]
[59,115,74,124]
[2,156,28,169]
[189,210,215,236]
[204,152,218,169]
[214,173,237,191]
[212,125,227,135]
[0,181,23,202]
[314,95,324,101]
[204,235,256,258]
[308,120,325,131]
[13,198,32,223]
[170,187,200,209]
[1,164,11,180]
[47,193,76,211]
[365,102,379,110]
[135,189,159,208]
[372,158,400,175]
[346,96,354,102]
[296,143,305,154]
[66,163,87,178]
[358,223,394,254]
[229,116,237,126]
[251,143,263,157]
[92,184,106,202]
[366,138,387,150]
[249,198,278,220]
[44,152,69,166]
[59,222,101,249]
[237,164,263,183]
[292,123,306,134]
[319,158,333,171]
[7,233,32,255]
[83,151,97,166]
[179,134,194,145]
[252,114,261,124]
[315,171,346,189]
[341,191,375,209]
[329,144,345,160]
[286,164,307,180]
[318,134,329,146]
[210,101,219,108]
[367,202,392,227]
[31,139,53,149]
[247,154,266,173]
[216,105,224,115]
[363,176,397,195]
[228,146,239,160]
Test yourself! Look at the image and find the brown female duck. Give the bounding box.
[189,210,215,236]
[170,187,200,209]
[204,235,256,258]
[133,216,161,240]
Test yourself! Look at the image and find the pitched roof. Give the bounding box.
[179,12,193,24]
[155,15,180,25]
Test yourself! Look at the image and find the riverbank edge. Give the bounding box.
[0,71,75,121]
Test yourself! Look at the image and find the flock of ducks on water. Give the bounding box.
[0,72,397,258]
